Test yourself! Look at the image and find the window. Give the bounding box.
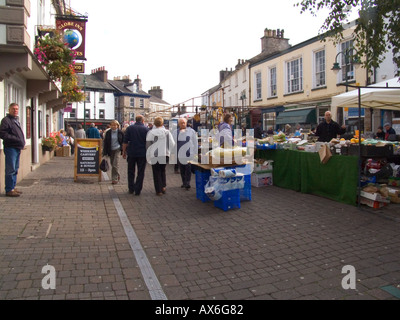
[70,108,76,118]
[235,73,238,87]
[130,112,135,120]
[85,109,90,119]
[269,66,277,97]
[340,40,355,82]
[38,110,43,138]
[286,57,303,93]
[99,109,105,119]
[243,68,247,82]
[140,99,144,108]
[84,92,90,102]
[26,106,31,139]
[46,115,50,137]
[255,72,262,100]
[314,50,326,87]
[130,97,135,107]
[99,92,105,103]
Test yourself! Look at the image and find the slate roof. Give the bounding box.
[76,74,115,92]
[108,80,151,97]
[149,95,170,106]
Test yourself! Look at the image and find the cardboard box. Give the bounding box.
[360,197,389,209]
[62,145,71,157]
[360,191,390,203]
[55,145,71,157]
[251,171,273,187]
[390,195,400,204]
[254,160,273,173]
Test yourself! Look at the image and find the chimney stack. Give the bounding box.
[133,75,142,91]
[149,86,163,99]
[261,28,290,54]
[92,66,108,82]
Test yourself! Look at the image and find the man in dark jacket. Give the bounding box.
[0,103,26,197]
[315,111,346,142]
[122,115,149,195]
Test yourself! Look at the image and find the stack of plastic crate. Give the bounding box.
[195,170,211,202]
[214,188,241,211]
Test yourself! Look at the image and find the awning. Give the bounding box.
[261,106,285,114]
[275,108,317,125]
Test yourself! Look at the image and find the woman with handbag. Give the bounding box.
[103,120,124,184]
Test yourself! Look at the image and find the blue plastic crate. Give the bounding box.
[214,189,241,211]
[240,175,252,201]
[195,171,211,202]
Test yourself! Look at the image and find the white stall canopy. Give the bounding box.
[331,77,400,120]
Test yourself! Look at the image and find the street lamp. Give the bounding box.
[332,47,362,208]
[331,47,361,92]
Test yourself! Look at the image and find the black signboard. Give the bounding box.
[74,139,102,181]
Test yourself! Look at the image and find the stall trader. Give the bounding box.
[384,123,396,140]
[315,111,346,142]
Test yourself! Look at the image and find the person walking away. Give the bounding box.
[122,115,149,195]
[315,111,346,142]
[0,103,26,197]
[74,124,86,139]
[103,120,124,184]
[384,123,396,141]
[172,118,198,190]
[86,123,101,139]
[146,117,175,195]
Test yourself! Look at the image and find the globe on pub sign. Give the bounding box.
[64,29,80,49]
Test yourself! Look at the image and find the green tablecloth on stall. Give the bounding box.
[255,149,359,206]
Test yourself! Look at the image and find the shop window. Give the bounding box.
[70,108,76,118]
[26,106,31,139]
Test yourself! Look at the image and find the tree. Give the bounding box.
[296,0,400,77]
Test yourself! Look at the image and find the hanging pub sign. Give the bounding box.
[55,16,87,60]
[74,139,102,182]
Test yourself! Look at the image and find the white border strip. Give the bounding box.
[103,172,167,300]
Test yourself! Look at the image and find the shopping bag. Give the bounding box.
[100,158,109,172]
[318,144,332,164]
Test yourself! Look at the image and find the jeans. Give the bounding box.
[4,147,21,193]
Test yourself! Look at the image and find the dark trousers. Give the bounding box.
[127,156,146,194]
[152,163,167,194]
[179,162,191,187]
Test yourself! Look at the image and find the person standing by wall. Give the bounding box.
[103,120,124,185]
[0,103,26,197]
[122,115,149,195]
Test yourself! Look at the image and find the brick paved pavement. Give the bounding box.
[0,155,399,300]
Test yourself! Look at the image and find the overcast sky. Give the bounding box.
[69,0,357,106]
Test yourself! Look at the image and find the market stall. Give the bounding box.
[255,149,359,206]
